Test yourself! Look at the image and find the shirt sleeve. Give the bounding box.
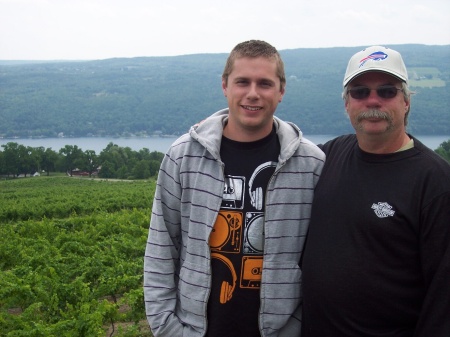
[415,192,450,337]
[143,150,185,336]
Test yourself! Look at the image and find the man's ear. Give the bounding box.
[279,86,285,102]
[222,79,227,97]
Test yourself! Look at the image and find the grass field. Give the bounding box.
[408,67,446,87]
[0,176,155,336]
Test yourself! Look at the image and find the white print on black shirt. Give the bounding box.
[248,161,277,211]
[371,202,395,218]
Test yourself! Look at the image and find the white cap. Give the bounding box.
[343,46,408,87]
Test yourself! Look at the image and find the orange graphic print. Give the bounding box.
[241,256,263,288]
[210,211,243,253]
[209,167,270,307]
[211,253,237,304]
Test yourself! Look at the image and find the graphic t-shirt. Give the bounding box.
[206,128,280,337]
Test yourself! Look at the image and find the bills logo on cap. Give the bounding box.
[359,51,388,68]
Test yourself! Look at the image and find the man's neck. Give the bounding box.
[223,122,274,142]
[357,132,411,154]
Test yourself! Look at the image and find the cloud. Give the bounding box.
[0,0,449,60]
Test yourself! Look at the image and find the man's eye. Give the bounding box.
[260,82,273,88]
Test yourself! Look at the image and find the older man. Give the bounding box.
[301,46,450,337]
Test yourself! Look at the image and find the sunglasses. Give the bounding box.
[348,85,402,100]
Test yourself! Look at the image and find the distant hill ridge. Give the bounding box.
[0,44,448,138]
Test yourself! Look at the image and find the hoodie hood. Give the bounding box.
[189,108,303,164]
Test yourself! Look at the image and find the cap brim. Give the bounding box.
[343,68,407,87]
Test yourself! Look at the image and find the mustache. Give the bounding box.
[357,109,391,123]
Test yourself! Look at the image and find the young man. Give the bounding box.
[143,40,324,337]
[301,46,450,337]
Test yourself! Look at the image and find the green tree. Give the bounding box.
[132,160,151,179]
[1,142,20,177]
[59,145,84,176]
[98,143,139,179]
[98,160,115,178]
[0,150,4,175]
[435,139,450,163]
[149,160,161,177]
[41,147,59,176]
[77,150,100,177]
[20,145,42,176]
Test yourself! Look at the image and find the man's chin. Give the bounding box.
[355,121,393,134]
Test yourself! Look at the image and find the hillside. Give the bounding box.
[0,44,449,137]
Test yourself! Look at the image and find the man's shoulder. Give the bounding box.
[169,133,193,149]
[412,136,448,161]
[411,136,450,178]
[163,133,202,157]
[298,137,326,160]
[320,134,356,154]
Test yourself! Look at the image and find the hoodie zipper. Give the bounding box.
[258,160,285,336]
[203,162,226,336]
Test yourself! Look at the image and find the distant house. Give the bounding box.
[69,168,99,177]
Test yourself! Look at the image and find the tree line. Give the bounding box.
[0,142,164,179]
[2,139,449,181]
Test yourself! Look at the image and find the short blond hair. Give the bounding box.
[222,40,286,92]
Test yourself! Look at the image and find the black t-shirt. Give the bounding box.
[206,127,280,337]
[301,134,450,337]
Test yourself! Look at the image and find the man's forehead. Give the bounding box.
[230,57,278,74]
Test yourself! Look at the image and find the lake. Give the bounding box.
[0,135,449,154]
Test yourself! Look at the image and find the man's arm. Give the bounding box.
[415,193,450,337]
[143,152,185,336]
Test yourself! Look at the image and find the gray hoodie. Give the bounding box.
[144,109,325,336]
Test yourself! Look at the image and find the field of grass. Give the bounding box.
[408,67,446,87]
[0,176,155,336]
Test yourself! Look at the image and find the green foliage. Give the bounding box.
[435,139,450,163]
[0,45,448,138]
[0,142,164,179]
[0,177,154,337]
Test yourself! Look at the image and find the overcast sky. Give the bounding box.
[1,0,449,60]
